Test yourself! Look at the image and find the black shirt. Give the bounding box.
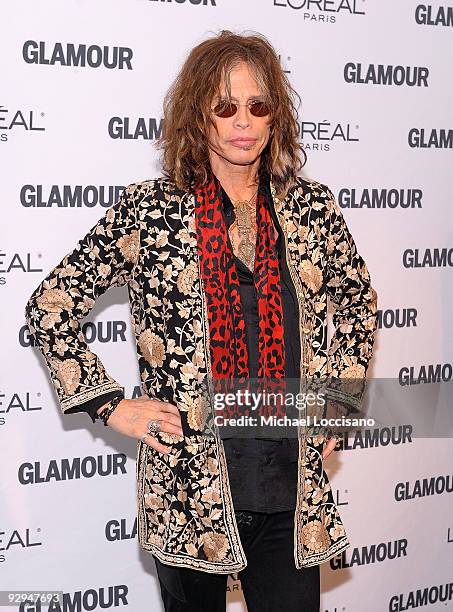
[219,179,300,513]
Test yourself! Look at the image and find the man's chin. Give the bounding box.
[209,144,261,168]
[225,151,261,166]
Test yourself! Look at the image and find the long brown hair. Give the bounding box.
[156,30,306,198]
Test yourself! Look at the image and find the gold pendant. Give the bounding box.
[229,200,256,272]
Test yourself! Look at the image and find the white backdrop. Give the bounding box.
[1,1,452,611]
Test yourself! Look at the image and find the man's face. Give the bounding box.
[207,62,271,168]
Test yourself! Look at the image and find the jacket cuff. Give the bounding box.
[63,387,125,423]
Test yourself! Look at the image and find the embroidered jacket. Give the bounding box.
[25,175,378,573]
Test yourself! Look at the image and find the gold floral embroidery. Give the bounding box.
[144,493,164,510]
[177,262,198,295]
[308,355,327,376]
[186,395,210,431]
[36,288,74,313]
[117,230,139,263]
[200,532,229,561]
[301,520,330,553]
[41,313,62,330]
[138,329,165,368]
[330,524,346,541]
[98,263,111,279]
[59,264,77,277]
[147,533,164,548]
[340,363,366,378]
[299,260,323,292]
[159,432,184,444]
[56,359,81,395]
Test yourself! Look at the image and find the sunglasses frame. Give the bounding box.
[211,99,271,119]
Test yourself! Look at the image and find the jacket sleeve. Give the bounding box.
[322,185,378,441]
[24,183,140,417]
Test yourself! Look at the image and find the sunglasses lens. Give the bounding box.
[213,103,237,118]
[212,101,270,118]
[249,101,270,117]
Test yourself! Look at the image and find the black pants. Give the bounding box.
[153,510,320,612]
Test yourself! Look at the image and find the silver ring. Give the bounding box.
[147,419,161,434]
[140,433,150,443]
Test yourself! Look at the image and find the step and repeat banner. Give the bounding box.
[1,1,452,611]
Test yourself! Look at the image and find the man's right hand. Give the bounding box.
[98,398,183,455]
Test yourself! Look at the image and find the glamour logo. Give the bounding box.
[274,0,365,22]
[390,583,453,612]
[20,320,127,347]
[0,392,42,414]
[395,474,453,501]
[399,363,452,385]
[415,4,453,27]
[338,188,422,208]
[131,384,144,398]
[20,185,124,208]
[339,424,413,450]
[298,120,359,151]
[105,518,137,541]
[408,128,453,148]
[108,116,163,140]
[18,453,127,484]
[377,308,417,329]
[83,320,127,343]
[0,105,45,142]
[403,248,453,267]
[127,384,173,403]
[344,63,429,86]
[23,41,133,70]
[21,585,130,612]
[330,538,408,569]
[117,384,159,400]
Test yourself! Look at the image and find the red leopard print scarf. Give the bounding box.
[194,171,285,417]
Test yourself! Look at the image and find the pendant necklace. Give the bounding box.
[228,190,258,272]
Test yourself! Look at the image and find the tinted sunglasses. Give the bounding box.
[212,100,271,118]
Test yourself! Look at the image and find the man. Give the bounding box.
[25,30,378,612]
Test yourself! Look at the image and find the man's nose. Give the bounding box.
[233,105,251,128]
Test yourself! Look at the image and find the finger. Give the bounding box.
[322,438,337,459]
[141,433,171,454]
[323,438,335,459]
[150,410,183,431]
[154,420,184,437]
[141,399,181,421]
[156,401,181,416]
